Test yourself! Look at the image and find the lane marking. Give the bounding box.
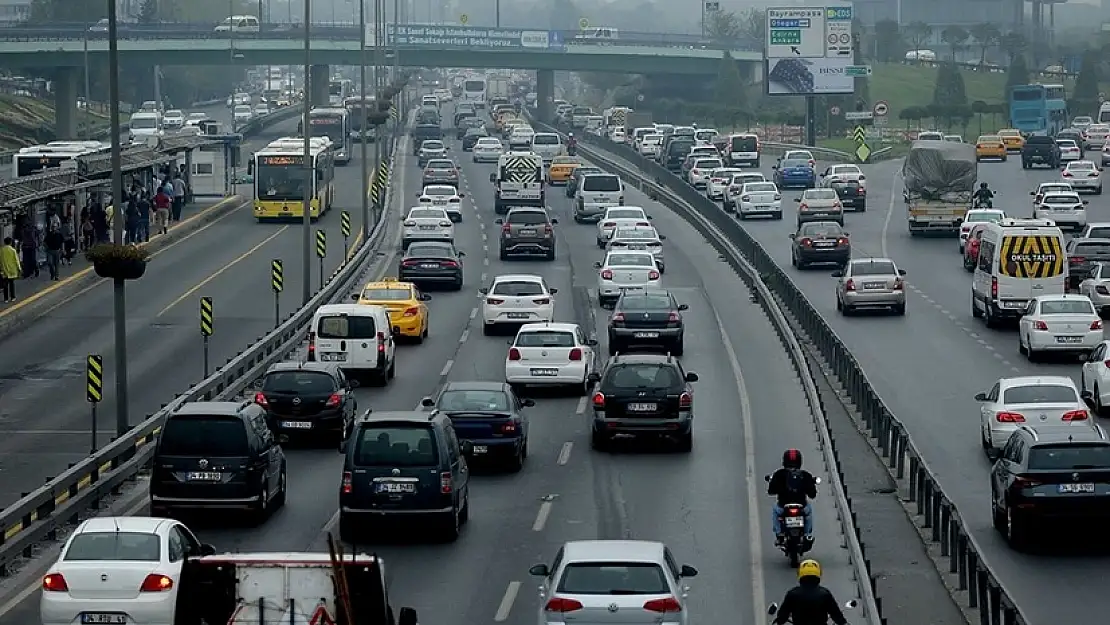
[156,226,289,316]
[557,441,573,465]
[483,258,490,266]
[483,244,489,252]
[482,232,488,241]
[494,581,521,622]
[469,307,478,319]
[881,167,899,258]
[575,396,587,414]
[439,359,454,377]
[459,329,470,343]
[532,500,553,531]
[480,272,488,282]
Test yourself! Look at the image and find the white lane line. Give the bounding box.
[557,442,573,465]
[469,307,478,319]
[440,359,454,376]
[483,257,490,266]
[483,244,489,252]
[494,581,521,622]
[482,232,488,241]
[881,167,899,258]
[480,272,488,281]
[459,329,470,343]
[532,500,553,531]
[575,396,588,414]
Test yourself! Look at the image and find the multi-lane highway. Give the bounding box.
[0,102,861,625]
[0,108,371,508]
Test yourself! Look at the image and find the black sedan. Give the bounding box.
[790,221,850,269]
[456,116,485,140]
[608,288,687,356]
[398,241,465,290]
[421,380,534,471]
[462,127,489,151]
[255,361,356,444]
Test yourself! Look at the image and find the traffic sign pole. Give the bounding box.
[271,259,283,328]
[200,296,213,378]
[316,229,327,289]
[341,211,351,259]
[86,354,102,453]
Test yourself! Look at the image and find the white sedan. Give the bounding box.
[481,274,556,334]
[1058,139,1082,162]
[782,149,815,167]
[724,172,766,212]
[821,163,866,188]
[1018,294,1103,361]
[418,184,465,222]
[705,167,744,200]
[1062,160,1103,194]
[687,157,723,189]
[595,250,662,307]
[596,206,651,248]
[1081,339,1110,414]
[505,322,597,393]
[402,207,454,248]
[607,226,666,271]
[472,137,504,163]
[1033,192,1087,230]
[1079,262,1110,315]
[976,376,1093,453]
[40,516,213,625]
[736,181,783,220]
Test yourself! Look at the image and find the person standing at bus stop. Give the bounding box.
[171,171,186,222]
[0,237,21,302]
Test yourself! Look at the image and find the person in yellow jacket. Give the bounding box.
[0,236,22,303]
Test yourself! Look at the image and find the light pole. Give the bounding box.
[82,22,91,139]
[301,0,312,305]
[495,0,500,27]
[374,0,383,171]
[106,0,130,436]
[359,0,370,238]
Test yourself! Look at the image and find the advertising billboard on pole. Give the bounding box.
[764,4,854,96]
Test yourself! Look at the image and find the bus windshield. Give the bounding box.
[255,155,311,201]
[309,114,346,142]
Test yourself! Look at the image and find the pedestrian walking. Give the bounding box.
[60,207,76,264]
[137,190,151,242]
[0,237,21,302]
[154,186,171,235]
[43,224,63,281]
[172,172,186,222]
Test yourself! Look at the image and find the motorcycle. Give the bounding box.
[567,143,577,156]
[766,475,821,567]
[768,599,858,623]
[972,193,995,209]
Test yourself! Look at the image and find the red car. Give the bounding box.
[963,223,989,271]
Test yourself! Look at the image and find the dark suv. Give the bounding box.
[254,362,357,444]
[1021,135,1061,169]
[150,400,287,521]
[608,289,687,355]
[338,410,471,542]
[496,207,558,260]
[586,353,698,452]
[990,425,1110,547]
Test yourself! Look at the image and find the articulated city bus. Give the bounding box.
[307,107,353,164]
[251,136,335,222]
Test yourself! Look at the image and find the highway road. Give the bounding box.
[0,105,860,625]
[0,108,374,509]
[665,145,1110,624]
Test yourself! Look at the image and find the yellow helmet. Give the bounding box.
[797,559,822,580]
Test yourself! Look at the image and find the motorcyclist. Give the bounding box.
[767,449,818,545]
[972,182,994,208]
[773,560,848,625]
[567,133,577,155]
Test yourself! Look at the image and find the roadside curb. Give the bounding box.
[0,194,246,342]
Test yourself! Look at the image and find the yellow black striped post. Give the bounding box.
[200,297,213,377]
[316,229,327,287]
[372,161,390,210]
[341,210,351,238]
[86,354,102,453]
[271,259,283,328]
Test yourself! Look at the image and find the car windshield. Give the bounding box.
[131,117,158,129]
[492,280,544,296]
[533,135,559,145]
[607,254,655,267]
[1043,195,1080,205]
[1069,162,1096,171]
[745,183,777,193]
[438,389,510,412]
[850,261,896,275]
[424,187,454,196]
[606,209,645,220]
[477,139,500,146]
[1074,241,1110,254]
[316,315,377,339]
[804,189,837,200]
[426,160,453,169]
[556,563,670,595]
[967,211,1003,222]
[408,244,452,257]
[799,223,843,237]
[583,176,621,192]
[782,159,810,168]
[361,287,412,301]
[643,134,662,143]
[159,416,248,456]
[693,158,722,169]
[422,141,444,150]
[620,293,672,309]
[65,532,160,562]
[831,166,860,175]
[1092,125,1110,132]
[409,209,445,219]
[605,364,681,388]
[1058,140,1078,148]
[1086,227,1110,238]
[1002,384,1078,404]
[508,211,548,225]
[732,175,764,185]
[354,425,438,467]
[553,157,577,165]
[1029,444,1110,470]
[262,370,335,393]
[1039,299,1095,315]
[979,136,1001,143]
[515,331,575,347]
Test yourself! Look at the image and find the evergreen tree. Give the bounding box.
[714,51,747,112]
[1073,49,1101,111]
[1004,54,1030,102]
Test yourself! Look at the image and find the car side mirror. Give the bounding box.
[788,233,795,239]
[422,294,433,301]
[678,304,689,311]
[974,392,988,401]
[495,218,503,224]
[858,175,865,180]
[1029,191,1035,195]
[398,607,418,625]
[647,215,653,219]
[768,603,779,616]
[551,218,559,224]
[199,543,217,556]
[460,440,474,455]
[489,173,496,183]
[593,261,602,268]
[350,293,360,301]
[479,287,488,294]
[986,448,1002,461]
[679,564,698,577]
[459,193,466,197]
[587,372,601,383]
[685,372,699,382]
[898,269,907,276]
[658,234,667,240]
[415,192,420,197]
[772,165,778,170]
[1084,200,1090,204]
[549,288,559,294]
[522,398,536,407]
[1082,390,1094,401]
[457,251,466,257]
[529,564,550,577]
[338,439,348,454]
[831,270,844,277]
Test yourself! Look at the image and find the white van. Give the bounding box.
[574,173,625,222]
[215,15,260,32]
[1098,102,1110,125]
[309,304,396,385]
[972,218,1066,327]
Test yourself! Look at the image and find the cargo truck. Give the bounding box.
[903,140,977,236]
[486,77,510,105]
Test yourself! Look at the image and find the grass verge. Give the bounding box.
[0,94,119,149]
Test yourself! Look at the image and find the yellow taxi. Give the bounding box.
[975,135,1007,161]
[997,128,1025,151]
[547,156,581,185]
[356,278,430,342]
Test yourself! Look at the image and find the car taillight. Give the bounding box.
[603,221,615,227]
[377,331,386,353]
[976,144,982,148]
[836,237,849,245]
[569,348,583,360]
[962,225,971,232]
[592,392,605,408]
[1013,476,1042,489]
[403,307,419,317]
[404,220,416,227]
[439,221,452,227]
[798,237,813,247]
[741,195,750,202]
[450,197,460,202]
[326,393,341,407]
[996,411,1025,423]
[679,392,692,409]
[601,269,614,280]
[691,168,700,175]
[253,392,269,408]
[637,221,650,227]
[440,471,453,494]
[648,270,660,280]
[42,573,68,592]
[307,331,316,359]
[612,312,626,322]
[533,298,550,305]
[774,193,782,200]
[833,201,842,208]
[644,598,682,613]
[508,347,521,360]
[1033,320,1048,330]
[667,312,680,323]
[341,471,352,493]
[487,298,504,305]
[545,598,584,613]
[1071,256,1086,264]
[799,203,808,210]
[401,259,420,266]
[1063,171,1073,177]
[500,420,520,433]
[544,224,553,234]
[844,279,855,291]
[1093,320,1104,330]
[441,260,458,267]
[502,223,511,233]
[140,574,174,592]
[857,187,865,194]
[991,276,998,299]
[808,159,815,167]
[1063,409,1089,421]
[893,279,904,290]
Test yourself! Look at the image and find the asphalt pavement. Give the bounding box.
[0,110,373,509]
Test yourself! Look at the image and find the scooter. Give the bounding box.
[972,193,996,209]
[768,598,858,623]
[766,475,821,567]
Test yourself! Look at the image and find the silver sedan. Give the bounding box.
[833,257,906,315]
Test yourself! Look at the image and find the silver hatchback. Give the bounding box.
[833,258,907,315]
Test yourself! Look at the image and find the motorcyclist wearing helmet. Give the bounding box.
[972,182,994,207]
[773,560,848,625]
[767,449,818,545]
[567,133,577,155]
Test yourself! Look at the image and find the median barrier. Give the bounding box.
[529,112,1029,625]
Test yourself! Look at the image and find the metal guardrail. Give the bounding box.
[547,117,1029,625]
[0,106,403,576]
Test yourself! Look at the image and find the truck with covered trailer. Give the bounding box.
[903,140,977,236]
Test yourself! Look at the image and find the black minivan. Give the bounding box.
[338,410,471,542]
[150,401,287,522]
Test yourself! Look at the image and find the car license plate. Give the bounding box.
[815,242,835,247]
[507,312,529,319]
[530,368,559,376]
[784,516,806,528]
[519,229,536,235]
[472,445,488,454]
[187,472,222,481]
[634,331,660,338]
[281,421,312,429]
[82,614,127,624]
[419,225,436,230]
[319,353,347,362]
[627,244,648,250]
[1058,483,1096,493]
[1056,336,1083,344]
[863,282,885,289]
[628,402,657,412]
[376,482,415,493]
[421,263,439,269]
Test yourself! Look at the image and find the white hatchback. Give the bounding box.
[595,251,662,307]
[481,274,556,334]
[1033,192,1087,230]
[976,376,1093,452]
[1018,294,1103,360]
[1058,139,1082,161]
[505,322,597,393]
[737,181,783,220]
[418,184,464,221]
[402,207,454,248]
[473,137,504,163]
[596,206,652,248]
[1062,160,1103,193]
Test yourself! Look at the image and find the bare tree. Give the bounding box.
[904,21,932,56]
[703,9,741,40]
[968,23,1000,67]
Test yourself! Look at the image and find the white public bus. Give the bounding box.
[462,77,487,109]
[12,141,109,179]
[306,107,352,164]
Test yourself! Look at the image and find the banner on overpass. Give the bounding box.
[385,24,563,49]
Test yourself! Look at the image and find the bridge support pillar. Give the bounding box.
[54,67,79,140]
[310,65,331,107]
[536,70,554,123]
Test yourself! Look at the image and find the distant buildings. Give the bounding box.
[0,0,29,24]
[853,0,1021,34]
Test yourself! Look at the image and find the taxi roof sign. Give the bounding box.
[381,277,398,282]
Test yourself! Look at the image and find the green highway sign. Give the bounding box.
[845,65,871,77]
[769,30,802,46]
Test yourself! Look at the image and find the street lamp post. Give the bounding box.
[495,0,500,28]
[301,0,312,305]
[82,23,91,139]
[106,0,130,436]
[374,0,384,171]
[359,0,370,238]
